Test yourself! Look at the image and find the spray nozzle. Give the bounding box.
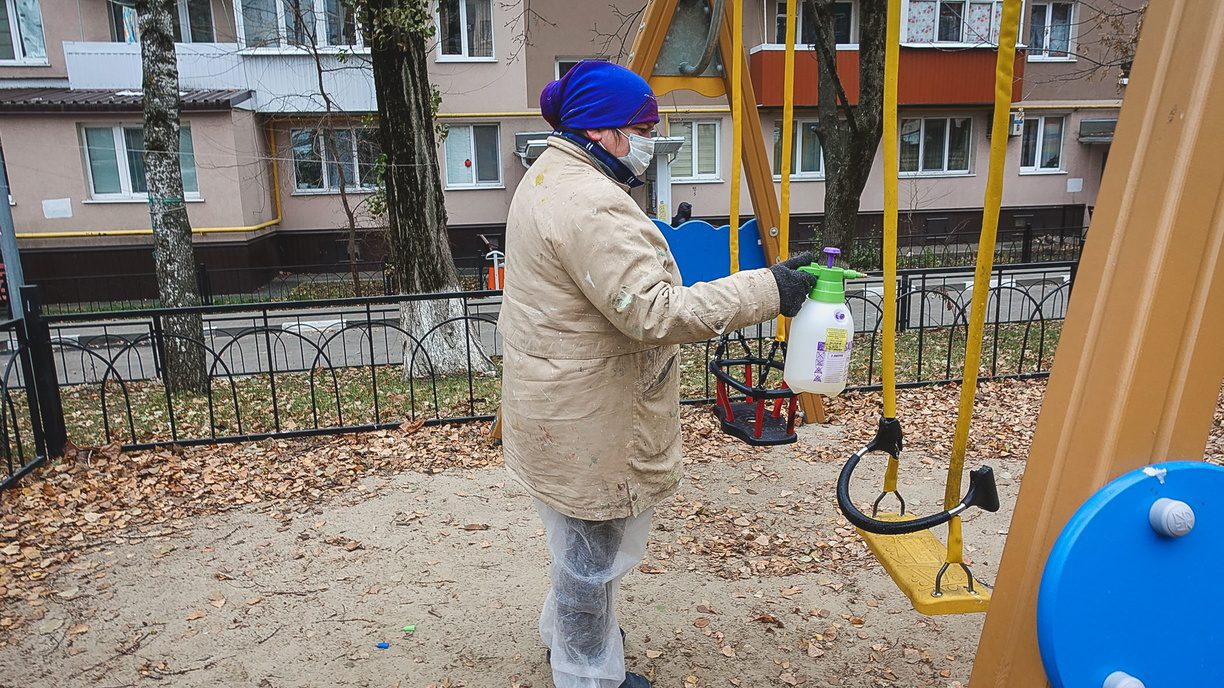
[796,247,867,303]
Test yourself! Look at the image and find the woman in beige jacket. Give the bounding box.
[499,61,816,688]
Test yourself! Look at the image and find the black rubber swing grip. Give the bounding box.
[836,451,1001,536]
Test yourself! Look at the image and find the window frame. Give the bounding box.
[435,0,496,63]
[766,0,858,48]
[1019,114,1065,173]
[773,119,825,180]
[80,123,202,202]
[1027,1,1075,62]
[290,126,381,194]
[669,118,722,183]
[442,123,503,190]
[902,0,1006,47]
[234,0,366,51]
[898,115,974,176]
[107,0,216,43]
[0,0,47,65]
[555,56,608,80]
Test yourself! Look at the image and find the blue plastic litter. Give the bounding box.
[376,642,390,650]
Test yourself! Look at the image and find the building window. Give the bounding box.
[108,0,216,43]
[670,120,720,182]
[0,0,45,63]
[556,56,608,80]
[443,124,501,188]
[1029,2,1073,60]
[906,0,1001,45]
[239,0,362,48]
[773,1,854,45]
[82,125,199,200]
[291,127,380,192]
[899,116,972,174]
[437,0,494,60]
[1020,116,1064,171]
[772,120,823,177]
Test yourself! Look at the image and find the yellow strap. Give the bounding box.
[880,0,901,419]
[729,0,743,274]
[943,0,1024,553]
[883,455,900,492]
[775,0,797,340]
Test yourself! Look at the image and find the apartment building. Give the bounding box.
[0,0,1139,293]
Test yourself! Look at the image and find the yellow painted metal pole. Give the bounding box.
[878,0,902,491]
[941,0,1023,566]
[775,0,797,340]
[728,0,743,274]
[972,0,1224,682]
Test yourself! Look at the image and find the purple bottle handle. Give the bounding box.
[822,246,841,267]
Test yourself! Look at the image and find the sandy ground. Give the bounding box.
[0,414,1023,688]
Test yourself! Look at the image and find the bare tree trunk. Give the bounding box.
[136,0,208,394]
[808,0,886,259]
[366,0,494,378]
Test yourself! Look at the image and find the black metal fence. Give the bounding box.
[0,259,1077,490]
[796,224,1086,272]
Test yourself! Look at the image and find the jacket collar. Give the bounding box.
[546,135,634,192]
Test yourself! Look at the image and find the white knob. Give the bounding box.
[1103,671,1145,688]
[1149,497,1195,538]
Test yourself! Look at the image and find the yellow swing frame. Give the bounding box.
[627,0,827,423]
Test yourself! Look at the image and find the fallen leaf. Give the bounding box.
[645,649,663,659]
[462,524,489,531]
[244,597,263,606]
[720,645,736,657]
[67,623,89,635]
[186,610,208,621]
[692,617,710,628]
[209,596,227,609]
[752,613,784,628]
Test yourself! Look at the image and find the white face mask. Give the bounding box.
[615,129,656,176]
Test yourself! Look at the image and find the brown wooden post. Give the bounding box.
[970,1,1224,684]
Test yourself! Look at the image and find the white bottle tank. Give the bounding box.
[783,247,866,397]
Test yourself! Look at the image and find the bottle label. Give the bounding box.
[813,327,851,384]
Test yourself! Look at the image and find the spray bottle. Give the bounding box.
[783,247,867,397]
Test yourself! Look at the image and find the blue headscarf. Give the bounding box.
[540,61,660,187]
[540,61,660,131]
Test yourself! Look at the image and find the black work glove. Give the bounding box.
[769,252,818,317]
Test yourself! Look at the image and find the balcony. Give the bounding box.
[63,42,376,113]
[748,45,1025,107]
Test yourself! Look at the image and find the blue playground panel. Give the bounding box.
[1037,461,1224,687]
[652,218,769,286]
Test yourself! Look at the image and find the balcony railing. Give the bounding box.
[62,41,376,113]
[748,45,1025,107]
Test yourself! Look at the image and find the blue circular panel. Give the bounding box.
[1037,461,1224,687]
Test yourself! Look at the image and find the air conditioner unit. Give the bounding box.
[1009,110,1025,137]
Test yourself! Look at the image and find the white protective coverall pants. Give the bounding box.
[536,500,654,688]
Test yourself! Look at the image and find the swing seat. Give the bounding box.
[713,399,796,446]
[858,513,992,616]
[709,334,798,447]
